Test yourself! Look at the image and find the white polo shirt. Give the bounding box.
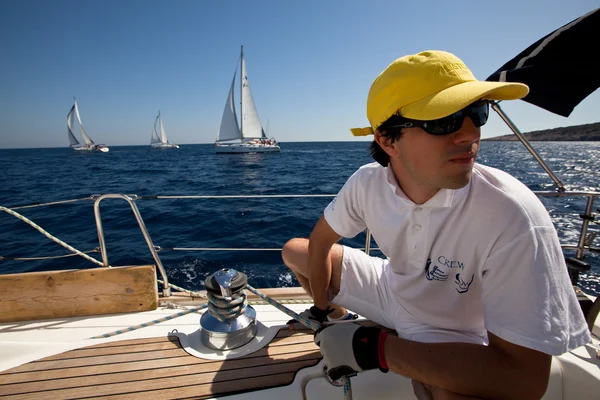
[324,162,590,355]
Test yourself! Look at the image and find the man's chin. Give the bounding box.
[442,173,472,189]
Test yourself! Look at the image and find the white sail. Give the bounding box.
[150,112,178,149]
[73,100,94,146]
[159,116,169,144]
[151,113,162,145]
[216,72,242,142]
[240,50,266,140]
[67,105,80,146]
[214,47,279,153]
[67,99,109,152]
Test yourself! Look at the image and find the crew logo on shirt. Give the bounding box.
[425,256,474,294]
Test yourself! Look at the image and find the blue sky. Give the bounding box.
[0,0,598,148]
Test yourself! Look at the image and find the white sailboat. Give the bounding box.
[215,46,280,153]
[67,98,109,152]
[150,111,179,149]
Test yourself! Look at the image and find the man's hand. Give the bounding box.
[286,305,333,329]
[314,323,389,381]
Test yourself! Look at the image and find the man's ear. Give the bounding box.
[374,130,397,156]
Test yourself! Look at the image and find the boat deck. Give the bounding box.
[0,327,320,399]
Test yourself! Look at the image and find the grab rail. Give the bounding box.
[93,194,171,296]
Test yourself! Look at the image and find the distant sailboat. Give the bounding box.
[151,111,179,149]
[67,99,109,152]
[215,46,280,153]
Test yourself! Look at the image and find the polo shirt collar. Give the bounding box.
[385,166,471,208]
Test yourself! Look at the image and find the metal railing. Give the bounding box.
[2,191,598,295]
[93,194,171,297]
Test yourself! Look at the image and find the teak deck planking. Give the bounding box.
[0,327,320,399]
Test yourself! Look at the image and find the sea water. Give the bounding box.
[0,141,599,295]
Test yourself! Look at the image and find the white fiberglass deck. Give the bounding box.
[0,300,599,399]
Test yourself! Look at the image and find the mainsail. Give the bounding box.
[216,46,268,143]
[151,112,170,145]
[240,48,267,140]
[67,105,80,146]
[159,115,169,144]
[73,100,94,146]
[216,72,242,142]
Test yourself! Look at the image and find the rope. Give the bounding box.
[248,298,314,305]
[8,196,94,210]
[157,280,207,299]
[0,248,100,261]
[88,304,207,339]
[206,291,248,322]
[246,285,322,331]
[0,206,106,267]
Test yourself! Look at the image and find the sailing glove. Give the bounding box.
[286,306,333,328]
[314,323,389,381]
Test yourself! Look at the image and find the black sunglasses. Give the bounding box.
[382,100,490,136]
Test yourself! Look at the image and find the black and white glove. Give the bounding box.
[314,322,389,381]
[286,306,333,328]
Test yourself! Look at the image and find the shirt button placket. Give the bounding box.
[412,207,424,251]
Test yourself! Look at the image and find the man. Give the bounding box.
[281,50,591,399]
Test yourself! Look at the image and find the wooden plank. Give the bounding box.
[2,360,318,399]
[0,326,327,398]
[0,351,320,395]
[106,373,297,400]
[41,340,183,360]
[81,336,178,349]
[0,348,319,385]
[45,330,313,360]
[0,266,158,322]
[1,337,318,375]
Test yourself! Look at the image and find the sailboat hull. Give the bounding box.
[71,144,109,152]
[215,143,281,153]
[151,143,180,149]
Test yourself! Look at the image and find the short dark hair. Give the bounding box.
[369,114,405,167]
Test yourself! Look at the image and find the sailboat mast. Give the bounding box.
[240,45,244,142]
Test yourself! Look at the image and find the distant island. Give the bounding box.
[483,121,600,141]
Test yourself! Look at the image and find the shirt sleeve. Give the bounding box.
[481,226,591,355]
[323,169,367,238]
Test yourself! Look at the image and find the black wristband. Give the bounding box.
[351,326,386,372]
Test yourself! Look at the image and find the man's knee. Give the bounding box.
[281,238,308,270]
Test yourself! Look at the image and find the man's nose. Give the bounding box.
[452,117,481,144]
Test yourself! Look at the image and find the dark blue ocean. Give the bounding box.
[1,142,599,296]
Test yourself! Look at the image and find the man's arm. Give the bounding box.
[385,331,551,400]
[307,216,342,310]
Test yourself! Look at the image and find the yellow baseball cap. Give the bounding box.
[351,50,529,136]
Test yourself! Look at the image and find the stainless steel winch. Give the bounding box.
[200,268,257,350]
